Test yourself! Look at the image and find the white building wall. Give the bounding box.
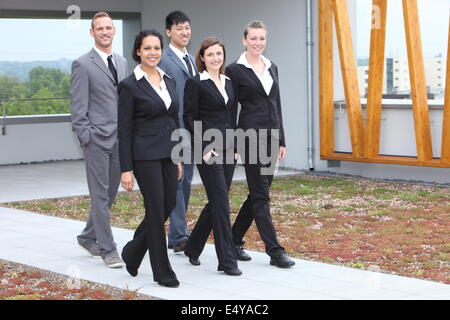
[141,0,311,170]
[357,65,369,96]
[425,56,447,95]
[0,116,83,165]
[387,56,447,95]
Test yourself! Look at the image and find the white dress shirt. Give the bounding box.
[169,44,196,76]
[237,52,273,96]
[134,65,172,109]
[93,46,115,68]
[199,71,230,104]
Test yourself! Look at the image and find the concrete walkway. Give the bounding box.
[0,161,449,300]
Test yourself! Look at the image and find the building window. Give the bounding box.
[0,18,123,116]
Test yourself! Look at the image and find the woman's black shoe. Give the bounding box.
[121,250,138,277]
[126,266,138,277]
[236,245,252,261]
[189,257,201,266]
[270,252,295,268]
[158,279,180,288]
[223,267,242,276]
[185,252,201,266]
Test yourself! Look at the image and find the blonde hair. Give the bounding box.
[91,11,112,29]
[243,20,267,38]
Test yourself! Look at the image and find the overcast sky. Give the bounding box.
[0,18,123,61]
[357,0,449,58]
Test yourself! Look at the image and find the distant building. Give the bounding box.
[357,62,387,97]
[358,55,447,98]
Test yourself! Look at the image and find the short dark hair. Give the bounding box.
[165,10,190,30]
[132,29,164,62]
[196,37,226,74]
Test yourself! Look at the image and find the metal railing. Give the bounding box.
[0,97,70,136]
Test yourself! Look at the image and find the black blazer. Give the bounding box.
[183,74,237,153]
[225,61,286,147]
[118,73,180,172]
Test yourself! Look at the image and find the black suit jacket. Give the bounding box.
[183,74,237,153]
[225,61,286,147]
[118,73,180,172]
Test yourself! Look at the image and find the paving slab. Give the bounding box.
[1,206,449,300]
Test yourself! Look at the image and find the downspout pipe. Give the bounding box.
[306,0,315,170]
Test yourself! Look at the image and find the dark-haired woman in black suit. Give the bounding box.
[225,20,295,268]
[183,37,242,276]
[118,29,182,288]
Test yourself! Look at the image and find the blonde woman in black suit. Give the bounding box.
[183,37,242,276]
[118,29,182,288]
[225,20,295,268]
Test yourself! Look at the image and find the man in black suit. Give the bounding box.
[159,11,197,253]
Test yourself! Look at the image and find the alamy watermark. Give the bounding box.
[171,121,282,176]
[372,4,382,30]
[66,264,82,290]
[66,5,81,30]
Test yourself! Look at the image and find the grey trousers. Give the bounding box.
[77,140,121,257]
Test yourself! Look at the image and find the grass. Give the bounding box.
[2,172,450,285]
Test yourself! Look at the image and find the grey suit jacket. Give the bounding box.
[158,47,197,129]
[70,48,128,150]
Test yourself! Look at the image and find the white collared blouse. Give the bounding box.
[134,65,172,109]
[199,71,230,104]
[236,52,273,96]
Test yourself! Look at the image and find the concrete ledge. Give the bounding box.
[3,114,71,125]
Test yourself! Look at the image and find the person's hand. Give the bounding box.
[177,163,183,181]
[278,146,286,161]
[203,150,218,162]
[121,171,134,192]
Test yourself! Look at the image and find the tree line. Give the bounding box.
[0,66,70,116]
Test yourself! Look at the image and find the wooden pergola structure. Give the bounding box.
[319,0,450,167]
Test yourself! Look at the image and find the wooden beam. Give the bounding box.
[402,0,433,162]
[322,152,447,168]
[319,0,335,156]
[441,19,450,162]
[333,0,365,158]
[364,0,387,158]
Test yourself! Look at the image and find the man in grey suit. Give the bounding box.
[158,11,197,253]
[70,12,128,268]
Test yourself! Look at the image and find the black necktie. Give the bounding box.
[183,54,194,77]
[107,55,118,84]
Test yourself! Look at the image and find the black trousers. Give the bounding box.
[232,135,284,257]
[121,158,178,284]
[184,160,238,270]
